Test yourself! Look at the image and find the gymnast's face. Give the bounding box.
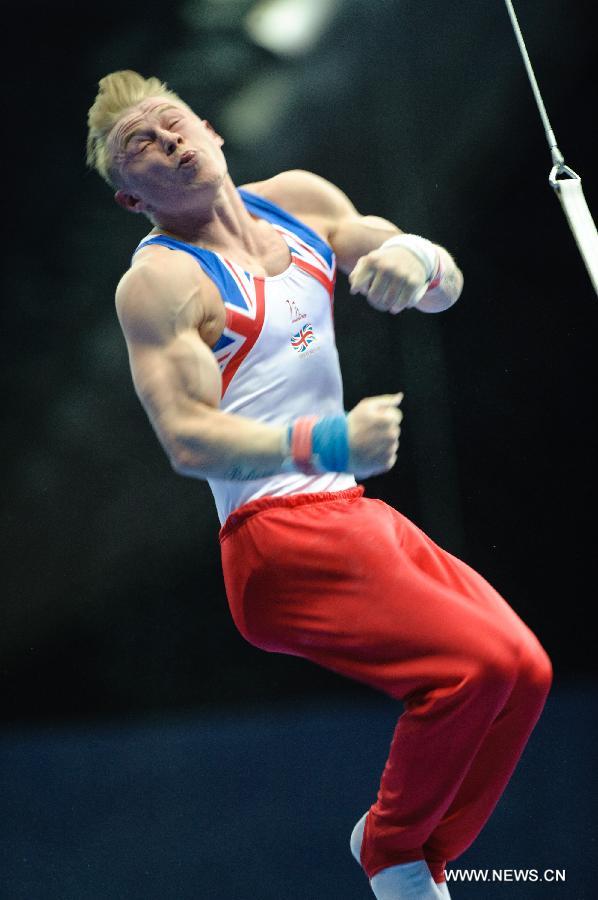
[108,97,227,216]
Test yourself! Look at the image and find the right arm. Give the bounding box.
[116,255,287,480]
[115,252,403,481]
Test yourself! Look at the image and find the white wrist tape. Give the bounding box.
[379,234,440,284]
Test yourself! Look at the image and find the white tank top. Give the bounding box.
[135,188,356,524]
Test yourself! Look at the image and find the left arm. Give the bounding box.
[253,169,463,314]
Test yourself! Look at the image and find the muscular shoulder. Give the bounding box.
[242,169,359,229]
[115,246,203,344]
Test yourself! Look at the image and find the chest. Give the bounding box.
[197,227,296,347]
[199,255,333,355]
[193,214,332,348]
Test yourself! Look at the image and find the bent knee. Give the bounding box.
[462,644,521,703]
[461,635,553,715]
[518,638,553,698]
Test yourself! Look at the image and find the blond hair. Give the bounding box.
[86,69,189,186]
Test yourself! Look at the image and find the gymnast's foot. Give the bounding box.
[350,812,451,899]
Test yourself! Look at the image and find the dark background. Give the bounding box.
[2,2,597,898]
[3,0,596,723]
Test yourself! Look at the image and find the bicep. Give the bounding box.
[115,260,222,456]
[252,169,403,273]
[266,171,401,274]
[126,329,222,452]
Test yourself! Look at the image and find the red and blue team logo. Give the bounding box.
[291,323,316,353]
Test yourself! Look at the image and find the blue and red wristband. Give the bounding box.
[285,414,350,474]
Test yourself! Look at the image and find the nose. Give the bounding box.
[160,128,183,156]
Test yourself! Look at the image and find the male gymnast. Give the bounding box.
[87,70,552,900]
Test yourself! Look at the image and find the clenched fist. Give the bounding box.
[347,392,404,479]
[349,245,429,314]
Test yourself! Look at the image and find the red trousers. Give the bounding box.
[219,486,552,882]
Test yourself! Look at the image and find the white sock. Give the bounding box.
[350,812,368,864]
[350,812,447,899]
[370,861,446,900]
[435,880,451,898]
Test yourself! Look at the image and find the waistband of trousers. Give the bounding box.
[219,484,365,542]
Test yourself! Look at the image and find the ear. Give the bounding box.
[202,119,224,148]
[114,190,147,214]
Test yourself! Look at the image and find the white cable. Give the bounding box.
[503,0,563,166]
[503,0,598,296]
[550,166,598,296]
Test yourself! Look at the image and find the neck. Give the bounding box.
[150,176,258,251]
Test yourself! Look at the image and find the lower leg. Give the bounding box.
[358,649,517,880]
[422,638,552,866]
[357,636,551,882]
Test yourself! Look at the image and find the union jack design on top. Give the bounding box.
[272,222,336,298]
[291,323,316,353]
[209,256,265,394]
[132,187,337,400]
[132,234,266,398]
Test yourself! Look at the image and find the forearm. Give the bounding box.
[169,401,399,483]
[169,406,287,481]
[334,216,463,311]
[348,231,464,315]
[332,215,401,274]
